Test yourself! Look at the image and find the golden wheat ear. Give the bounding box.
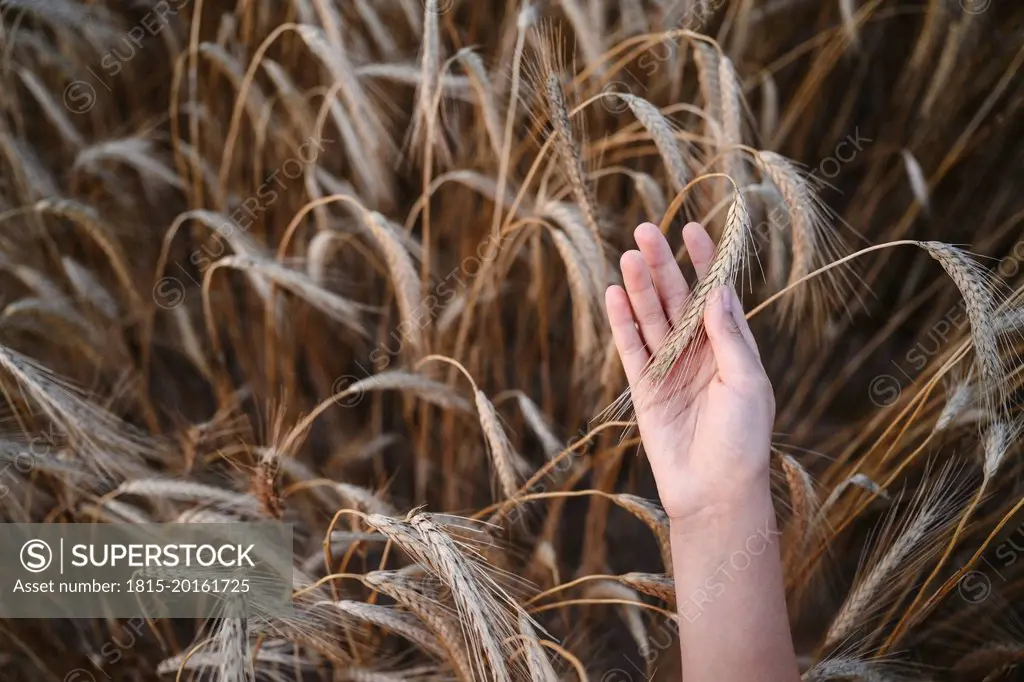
[517,614,560,681]
[754,151,860,330]
[616,94,693,195]
[803,656,913,681]
[454,48,504,158]
[822,462,966,654]
[952,643,1024,680]
[362,571,476,679]
[598,191,753,427]
[0,345,164,480]
[406,0,453,167]
[296,25,394,205]
[214,614,255,682]
[525,23,605,273]
[639,191,752,399]
[545,225,601,378]
[779,453,821,571]
[934,371,979,433]
[366,513,534,682]
[156,644,311,679]
[583,580,652,661]
[919,241,1016,424]
[327,600,448,658]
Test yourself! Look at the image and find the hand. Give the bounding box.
[604,222,776,522]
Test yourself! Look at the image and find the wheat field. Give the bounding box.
[0,0,1023,680]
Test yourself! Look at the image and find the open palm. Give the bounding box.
[604,222,776,521]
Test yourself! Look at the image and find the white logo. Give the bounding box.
[20,539,52,573]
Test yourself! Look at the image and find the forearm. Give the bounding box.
[670,480,800,682]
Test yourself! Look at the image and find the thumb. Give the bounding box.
[704,286,764,386]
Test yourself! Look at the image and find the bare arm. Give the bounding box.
[605,222,800,682]
[671,485,798,681]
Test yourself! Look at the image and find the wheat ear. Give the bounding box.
[693,41,722,132]
[540,200,605,300]
[362,571,474,681]
[803,657,905,682]
[619,572,676,605]
[362,212,424,353]
[514,392,562,458]
[216,615,254,682]
[548,228,600,367]
[952,643,1024,679]
[328,600,447,658]
[611,494,673,575]
[920,242,1007,421]
[900,149,930,215]
[718,55,749,187]
[631,172,669,223]
[517,614,559,682]
[780,454,819,569]
[620,94,691,194]
[755,151,853,327]
[642,191,750,390]
[584,581,651,660]
[366,514,521,682]
[534,32,604,280]
[0,345,158,479]
[409,0,450,164]
[475,389,530,501]
[455,48,503,157]
[823,469,962,651]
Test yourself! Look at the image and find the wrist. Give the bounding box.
[667,473,776,536]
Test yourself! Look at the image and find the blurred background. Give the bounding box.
[0,0,1022,680]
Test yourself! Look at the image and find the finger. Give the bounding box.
[634,222,690,322]
[682,222,716,279]
[730,289,761,359]
[620,250,670,348]
[704,286,765,386]
[605,285,649,386]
